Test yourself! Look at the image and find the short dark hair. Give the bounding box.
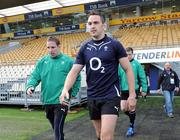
[126,47,133,54]
[47,36,60,46]
[88,11,105,23]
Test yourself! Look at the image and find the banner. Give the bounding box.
[79,23,85,29]
[25,10,52,20]
[85,0,117,11]
[52,5,84,16]
[56,25,79,32]
[85,0,141,11]
[34,27,55,34]
[134,47,180,63]
[117,0,142,5]
[0,15,25,24]
[14,30,33,37]
[0,33,14,38]
[110,12,180,25]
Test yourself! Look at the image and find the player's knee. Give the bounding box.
[129,106,136,112]
[101,132,113,140]
[121,107,128,112]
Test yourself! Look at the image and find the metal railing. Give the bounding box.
[0,77,87,107]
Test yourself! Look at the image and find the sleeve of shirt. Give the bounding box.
[26,60,41,90]
[114,40,127,59]
[75,45,85,65]
[174,71,179,87]
[157,73,163,89]
[137,62,148,93]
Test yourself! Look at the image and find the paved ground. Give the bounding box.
[31,106,180,140]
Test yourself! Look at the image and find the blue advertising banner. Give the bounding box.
[85,1,116,11]
[85,0,142,11]
[25,10,52,20]
[116,0,142,5]
[56,25,79,32]
[14,30,33,37]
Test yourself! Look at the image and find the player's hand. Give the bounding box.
[60,89,70,106]
[175,87,179,93]
[157,89,161,94]
[26,87,34,96]
[141,92,147,97]
[127,94,137,111]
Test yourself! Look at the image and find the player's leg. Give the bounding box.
[54,104,68,140]
[163,90,174,117]
[100,97,120,140]
[121,93,136,137]
[44,105,55,129]
[87,99,101,140]
[92,120,101,140]
[101,115,118,140]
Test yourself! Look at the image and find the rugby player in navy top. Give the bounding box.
[60,11,136,140]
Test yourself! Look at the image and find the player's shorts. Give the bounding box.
[121,90,139,100]
[87,97,120,120]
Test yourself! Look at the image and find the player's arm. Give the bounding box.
[119,57,136,111]
[60,64,83,105]
[174,72,179,92]
[26,62,41,95]
[119,57,136,98]
[157,73,163,93]
[115,40,135,97]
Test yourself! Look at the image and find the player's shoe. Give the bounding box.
[126,127,134,137]
[167,113,174,118]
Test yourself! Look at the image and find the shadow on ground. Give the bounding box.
[31,105,180,140]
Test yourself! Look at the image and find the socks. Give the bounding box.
[129,111,136,128]
[125,111,136,128]
[125,111,130,116]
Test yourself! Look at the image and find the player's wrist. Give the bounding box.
[129,94,136,99]
[62,88,68,93]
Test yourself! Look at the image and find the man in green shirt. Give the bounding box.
[26,36,81,140]
[118,47,147,137]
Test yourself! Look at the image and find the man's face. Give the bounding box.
[87,15,105,39]
[164,63,171,71]
[47,41,59,57]
[126,51,133,61]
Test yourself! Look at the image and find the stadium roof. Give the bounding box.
[0,0,100,17]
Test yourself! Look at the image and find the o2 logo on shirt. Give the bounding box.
[89,57,105,73]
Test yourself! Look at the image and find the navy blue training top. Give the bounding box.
[75,35,127,100]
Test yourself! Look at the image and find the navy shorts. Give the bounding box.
[87,97,120,120]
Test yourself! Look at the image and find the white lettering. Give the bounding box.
[89,57,105,73]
